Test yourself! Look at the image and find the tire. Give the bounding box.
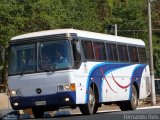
[119,85,138,111]
[79,86,98,115]
[32,108,44,118]
[129,85,138,110]
[119,101,129,111]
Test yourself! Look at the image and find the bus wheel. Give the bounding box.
[32,108,44,118]
[119,101,129,111]
[129,85,138,110]
[79,87,98,115]
[119,85,138,111]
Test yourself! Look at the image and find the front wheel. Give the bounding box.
[79,87,98,115]
[32,108,44,118]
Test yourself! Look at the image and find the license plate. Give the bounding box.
[35,101,46,106]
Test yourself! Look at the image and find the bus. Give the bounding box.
[8,29,151,118]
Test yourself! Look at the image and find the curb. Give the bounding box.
[0,111,20,120]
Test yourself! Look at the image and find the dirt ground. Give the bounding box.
[0,93,11,110]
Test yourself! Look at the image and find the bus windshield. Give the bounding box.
[38,40,72,71]
[9,40,72,75]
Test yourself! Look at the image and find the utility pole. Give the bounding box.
[114,24,117,36]
[107,24,117,36]
[147,0,156,105]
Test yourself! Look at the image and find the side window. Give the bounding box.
[118,45,129,62]
[129,46,139,63]
[93,42,106,60]
[71,40,81,68]
[138,47,147,63]
[106,43,118,61]
[81,40,94,60]
[72,40,81,62]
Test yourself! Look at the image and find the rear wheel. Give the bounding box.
[119,85,138,111]
[32,108,44,118]
[79,86,98,115]
[130,85,138,110]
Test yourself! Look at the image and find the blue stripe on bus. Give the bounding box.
[85,62,106,103]
[85,62,147,103]
[129,64,147,100]
[129,64,143,100]
[85,62,131,103]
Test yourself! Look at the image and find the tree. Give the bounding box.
[153,48,160,78]
[1,0,160,83]
[112,0,147,40]
[152,0,160,48]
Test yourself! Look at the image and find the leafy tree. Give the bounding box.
[154,48,160,78]
[1,0,160,86]
[152,0,160,48]
[112,0,148,40]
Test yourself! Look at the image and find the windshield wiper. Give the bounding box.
[20,67,26,76]
[41,65,55,73]
[20,66,34,75]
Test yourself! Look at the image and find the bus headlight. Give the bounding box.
[9,89,22,96]
[57,83,76,92]
[64,85,70,91]
[58,85,64,91]
[10,90,16,96]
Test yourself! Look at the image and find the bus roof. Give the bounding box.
[11,29,145,46]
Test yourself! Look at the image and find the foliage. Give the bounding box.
[154,48,160,78]
[152,0,160,48]
[112,0,148,41]
[0,0,160,80]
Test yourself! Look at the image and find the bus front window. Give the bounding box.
[9,44,36,75]
[9,40,72,75]
[39,40,72,71]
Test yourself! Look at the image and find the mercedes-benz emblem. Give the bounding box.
[36,88,42,94]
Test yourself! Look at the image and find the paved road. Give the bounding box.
[19,106,160,120]
[1,93,160,120]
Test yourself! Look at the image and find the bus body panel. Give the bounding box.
[8,71,75,96]
[75,76,87,104]
[9,62,150,109]
[101,64,138,102]
[8,71,77,109]
[74,62,150,104]
[139,65,151,99]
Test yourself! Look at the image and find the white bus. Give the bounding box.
[8,29,151,118]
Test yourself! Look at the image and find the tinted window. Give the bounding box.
[82,40,94,60]
[9,39,73,75]
[93,42,106,60]
[129,46,139,62]
[106,43,118,61]
[118,45,129,62]
[72,40,81,68]
[9,44,36,75]
[138,47,147,63]
[39,40,72,70]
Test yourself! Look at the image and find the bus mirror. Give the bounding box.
[50,65,55,72]
[82,59,87,62]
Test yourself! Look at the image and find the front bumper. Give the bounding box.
[10,91,76,110]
